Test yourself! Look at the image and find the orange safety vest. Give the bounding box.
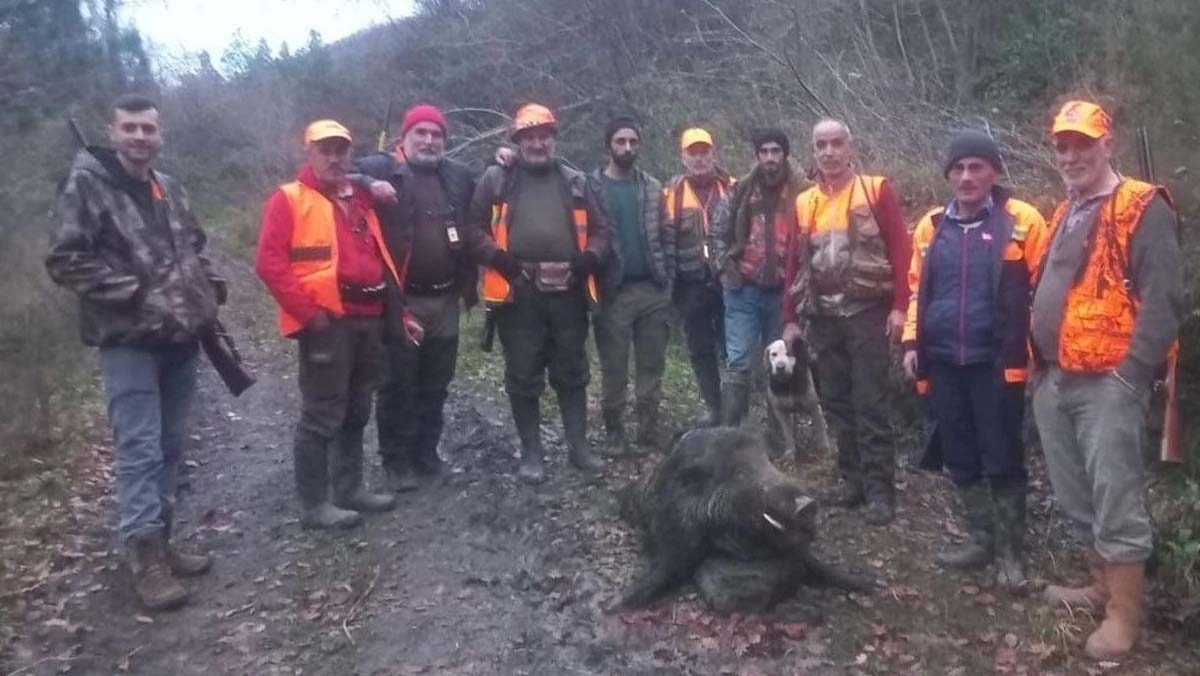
[794,174,892,311]
[664,178,728,259]
[276,181,403,336]
[481,200,599,305]
[1035,178,1172,373]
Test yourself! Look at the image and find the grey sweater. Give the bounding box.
[1031,193,1183,388]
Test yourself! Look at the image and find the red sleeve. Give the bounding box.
[876,180,912,312]
[255,190,321,328]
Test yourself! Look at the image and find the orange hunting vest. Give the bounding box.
[481,200,599,305]
[276,181,402,336]
[1036,178,1171,373]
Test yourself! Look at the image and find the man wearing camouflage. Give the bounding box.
[47,94,221,611]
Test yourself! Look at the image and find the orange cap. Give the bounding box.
[511,103,557,139]
[680,127,714,150]
[304,119,352,146]
[1051,100,1112,139]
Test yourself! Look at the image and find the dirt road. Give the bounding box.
[5,253,1197,676]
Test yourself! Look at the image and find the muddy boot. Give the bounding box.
[511,395,545,483]
[1085,562,1144,660]
[162,509,211,577]
[992,486,1027,591]
[1045,548,1109,610]
[694,358,723,428]
[719,380,749,427]
[823,481,866,509]
[127,529,188,611]
[560,388,605,473]
[413,438,445,477]
[935,484,994,569]
[603,408,632,457]
[634,401,660,456]
[863,481,895,526]
[332,428,396,513]
[301,502,363,530]
[384,465,420,493]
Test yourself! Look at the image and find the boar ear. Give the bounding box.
[794,496,816,520]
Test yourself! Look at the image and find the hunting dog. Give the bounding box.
[763,336,834,461]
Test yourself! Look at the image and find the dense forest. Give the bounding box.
[3,0,1199,599]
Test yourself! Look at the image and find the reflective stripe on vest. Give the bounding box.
[481,202,599,305]
[1043,178,1169,373]
[276,181,402,336]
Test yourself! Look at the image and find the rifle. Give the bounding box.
[376,100,394,153]
[67,118,255,397]
[1136,126,1182,463]
[480,306,496,353]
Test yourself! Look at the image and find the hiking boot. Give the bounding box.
[561,388,605,474]
[384,466,420,493]
[127,530,188,611]
[1045,549,1109,610]
[719,380,750,427]
[1085,562,1144,660]
[512,394,546,483]
[162,509,212,577]
[336,488,396,513]
[300,502,363,530]
[936,484,994,570]
[823,481,866,509]
[993,486,1027,591]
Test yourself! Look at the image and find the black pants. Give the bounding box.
[674,279,725,412]
[926,359,1027,490]
[808,304,894,491]
[293,316,385,508]
[376,333,458,473]
[494,282,590,400]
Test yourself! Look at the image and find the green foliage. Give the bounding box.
[1158,479,1200,594]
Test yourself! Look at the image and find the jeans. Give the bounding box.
[100,343,199,541]
[722,284,782,383]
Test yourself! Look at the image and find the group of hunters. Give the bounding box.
[46,93,1183,662]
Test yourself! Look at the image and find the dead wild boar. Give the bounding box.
[616,427,874,612]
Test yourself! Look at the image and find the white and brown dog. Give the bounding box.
[763,336,834,461]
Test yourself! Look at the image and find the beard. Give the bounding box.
[612,152,637,170]
[759,162,785,186]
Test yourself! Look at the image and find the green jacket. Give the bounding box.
[46,148,222,347]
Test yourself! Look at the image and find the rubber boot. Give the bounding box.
[511,394,545,483]
[935,484,994,569]
[719,380,750,427]
[603,408,632,457]
[694,357,723,427]
[162,508,211,577]
[863,482,896,526]
[332,428,396,513]
[560,387,605,473]
[993,486,1027,591]
[1045,548,1109,610]
[127,529,188,611]
[1085,562,1144,660]
[634,400,660,456]
[384,465,420,493]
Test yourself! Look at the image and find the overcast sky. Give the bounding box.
[122,0,414,66]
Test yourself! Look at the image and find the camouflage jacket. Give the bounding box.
[46,147,222,347]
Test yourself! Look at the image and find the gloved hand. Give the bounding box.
[571,250,601,278]
[491,250,525,283]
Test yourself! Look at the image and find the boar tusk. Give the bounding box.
[762,513,786,531]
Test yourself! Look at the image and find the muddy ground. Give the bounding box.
[3,251,1198,676]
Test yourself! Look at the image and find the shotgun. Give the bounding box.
[480,306,496,353]
[67,118,255,397]
[377,100,394,153]
[1136,126,1182,464]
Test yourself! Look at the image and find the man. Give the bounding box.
[902,131,1047,590]
[47,94,220,610]
[663,128,734,426]
[354,104,499,492]
[467,103,612,482]
[710,129,803,429]
[590,117,672,455]
[256,120,400,530]
[1030,101,1183,659]
[781,118,911,525]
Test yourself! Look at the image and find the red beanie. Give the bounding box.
[401,104,446,137]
